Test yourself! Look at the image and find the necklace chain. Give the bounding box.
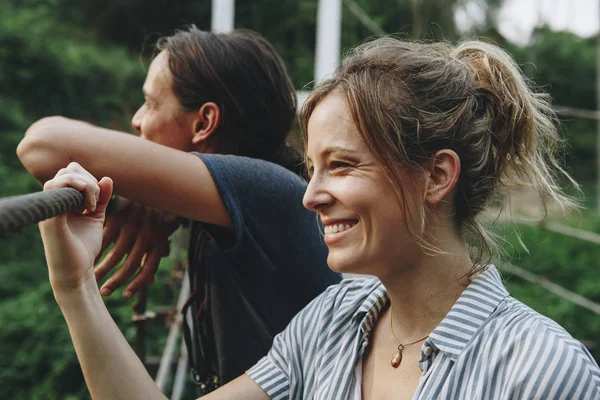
[389,305,429,368]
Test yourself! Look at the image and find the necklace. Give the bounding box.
[389,306,429,368]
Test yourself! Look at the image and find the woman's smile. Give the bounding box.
[322,219,359,245]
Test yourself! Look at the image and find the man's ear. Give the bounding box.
[191,102,221,145]
[424,149,461,205]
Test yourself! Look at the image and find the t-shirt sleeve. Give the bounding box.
[191,153,325,276]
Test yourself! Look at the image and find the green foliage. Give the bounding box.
[0,2,151,398]
[2,0,600,397]
[500,224,600,346]
[0,2,144,130]
[0,253,175,399]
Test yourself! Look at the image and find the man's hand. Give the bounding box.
[94,198,182,298]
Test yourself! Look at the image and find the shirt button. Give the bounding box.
[423,346,433,357]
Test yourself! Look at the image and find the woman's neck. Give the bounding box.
[379,234,473,342]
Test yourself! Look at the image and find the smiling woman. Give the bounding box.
[249,38,599,399]
[303,93,415,275]
[26,36,600,400]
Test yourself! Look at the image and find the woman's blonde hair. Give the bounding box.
[301,37,577,267]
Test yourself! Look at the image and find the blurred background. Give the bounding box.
[1,0,600,398]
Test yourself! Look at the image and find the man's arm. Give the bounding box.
[17,116,232,228]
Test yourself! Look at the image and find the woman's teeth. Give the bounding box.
[324,223,355,235]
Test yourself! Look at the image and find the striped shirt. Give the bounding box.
[247,266,600,399]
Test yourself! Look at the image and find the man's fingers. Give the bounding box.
[94,227,136,286]
[101,231,149,296]
[123,248,162,298]
[95,204,136,265]
[95,223,120,265]
[94,248,121,283]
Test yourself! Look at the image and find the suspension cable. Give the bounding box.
[0,188,84,236]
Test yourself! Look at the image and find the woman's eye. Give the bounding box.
[331,161,351,170]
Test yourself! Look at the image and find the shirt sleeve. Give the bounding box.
[245,283,341,399]
[502,318,600,399]
[191,153,322,275]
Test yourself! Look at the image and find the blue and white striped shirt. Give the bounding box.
[247,266,600,399]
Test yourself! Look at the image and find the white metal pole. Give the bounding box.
[170,341,189,400]
[211,0,235,33]
[314,0,343,83]
[597,0,600,212]
[155,276,190,392]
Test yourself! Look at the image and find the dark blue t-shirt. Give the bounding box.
[188,153,340,388]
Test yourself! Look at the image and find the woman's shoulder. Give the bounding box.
[493,297,588,348]
[483,296,600,384]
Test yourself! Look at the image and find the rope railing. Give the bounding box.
[514,215,600,245]
[499,263,600,315]
[0,188,84,236]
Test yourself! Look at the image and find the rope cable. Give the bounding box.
[0,188,84,236]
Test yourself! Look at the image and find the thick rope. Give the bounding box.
[0,188,84,236]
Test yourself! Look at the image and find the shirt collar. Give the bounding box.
[428,265,510,360]
[352,266,509,360]
[352,279,389,337]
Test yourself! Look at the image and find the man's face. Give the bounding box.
[131,51,194,151]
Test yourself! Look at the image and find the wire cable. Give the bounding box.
[0,188,84,236]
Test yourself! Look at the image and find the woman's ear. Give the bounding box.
[192,102,221,145]
[425,149,461,204]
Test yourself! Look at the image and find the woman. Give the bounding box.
[37,37,599,399]
[18,27,340,393]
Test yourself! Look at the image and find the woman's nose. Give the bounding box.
[303,175,334,212]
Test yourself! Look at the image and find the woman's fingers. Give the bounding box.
[95,177,113,214]
[39,165,112,291]
[43,173,88,192]
[46,162,101,212]
[44,173,97,212]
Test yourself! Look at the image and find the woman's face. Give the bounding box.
[131,51,195,151]
[303,93,422,275]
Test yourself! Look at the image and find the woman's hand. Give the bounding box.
[39,162,113,292]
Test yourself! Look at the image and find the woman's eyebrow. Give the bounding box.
[323,146,359,157]
[306,146,359,164]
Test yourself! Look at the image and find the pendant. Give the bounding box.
[390,350,402,368]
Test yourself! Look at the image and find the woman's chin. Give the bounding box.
[327,253,363,276]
